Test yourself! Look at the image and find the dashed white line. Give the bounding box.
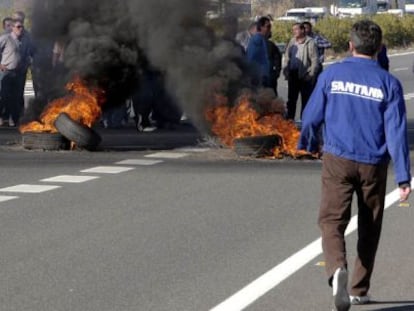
[0,184,61,193]
[0,195,18,202]
[210,181,411,311]
[115,159,163,166]
[80,166,135,174]
[145,152,188,159]
[175,147,211,153]
[40,175,100,183]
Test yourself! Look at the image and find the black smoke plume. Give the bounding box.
[30,0,251,130]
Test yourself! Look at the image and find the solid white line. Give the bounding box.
[210,180,412,311]
[388,51,414,57]
[80,166,134,174]
[115,159,163,166]
[0,195,18,202]
[0,184,61,193]
[40,175,100,183]
[392,67,408,72]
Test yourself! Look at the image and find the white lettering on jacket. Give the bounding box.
[331,81,384,102]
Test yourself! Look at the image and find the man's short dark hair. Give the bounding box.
[2,17,12,28]
[256,16,270,31]
[302,21,312,29]
[350,20,382,56]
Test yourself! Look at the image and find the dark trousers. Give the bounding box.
[1,70,26,124]
[17,68,27,111]
[268,72,279,97]
[319,153,388,296]
[0,71,6,118]
[286,70,314,120]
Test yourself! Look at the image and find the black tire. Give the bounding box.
[54,113,102,150]
[22,132,70,151]
[233,135,282,157]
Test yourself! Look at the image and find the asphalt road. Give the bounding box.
[0,52,413,311]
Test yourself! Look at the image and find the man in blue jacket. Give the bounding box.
[298,20,411,311]
[246,16,271,89]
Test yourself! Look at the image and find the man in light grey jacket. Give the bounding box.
[283,22,320,120]
[0,19,34,126]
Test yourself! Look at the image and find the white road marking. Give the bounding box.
[40,175,100,183]
[145,152,188,159]
[80,166,134,174]
[392,67,408,72]
[0,184,61,193]
[115,159,163,166]
[210,180,412,311]
[175,147,211,153]
[404,93,414,101]
[388,51,414,57]
[0,195,18,202]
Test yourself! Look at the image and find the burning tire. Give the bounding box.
[22,132,70,151]
[54,113,102,150]
[233,135,282,157]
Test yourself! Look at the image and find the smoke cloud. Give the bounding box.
[31,0,252,130]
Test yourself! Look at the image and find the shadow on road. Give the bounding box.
[367,301,414,311]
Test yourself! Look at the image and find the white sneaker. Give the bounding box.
[332,267,351,311]
[8,117,15,127]
[350,295,370,305]
[142,126,157,132]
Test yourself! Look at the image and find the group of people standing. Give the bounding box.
[0,11,34,127]
[236,17,332,121]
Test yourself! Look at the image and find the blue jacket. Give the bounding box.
[298,57,411,185]
[246,33,270,78]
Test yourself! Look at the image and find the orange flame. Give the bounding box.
[205,93,311,158]
[19,77,105,133]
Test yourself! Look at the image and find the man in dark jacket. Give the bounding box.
[267,39,282,96]
[246,16,272,89]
